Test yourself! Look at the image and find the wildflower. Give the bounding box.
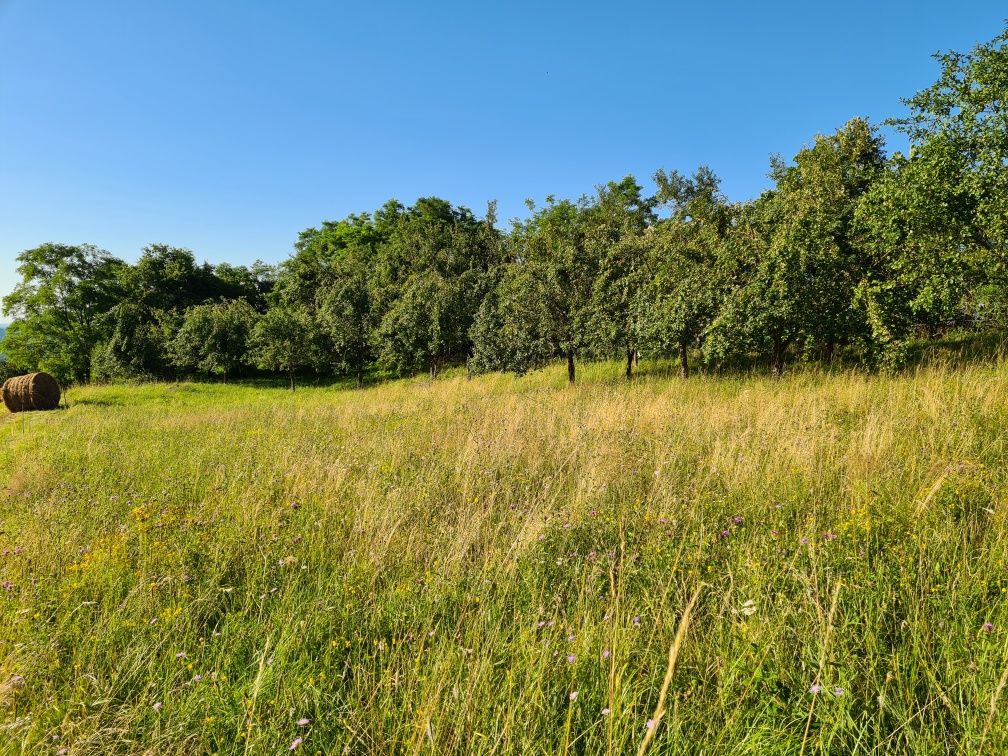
[296,718,310,726]
[809,684,821,694]
[646,719,655,730]
[601,707,611,716]
[823,532,837,541]
[602,649,611,659]
[720,529,731,538]
[800,537,809,545]
[569,691,578,701]
[152,701,163,711]
[567,634,575,642]
[771,529,780,537]
[567,654,576,664]
[192,674,202,683]
[632,616,641,626]
[293,536,303,545]
[537,620,546,628]
[1,580,13,591]
[731,516,744,526]
[175,652,186,660]
[983,622,995,633]
[289,737,303,751]
[602,613,610,622]
[289,502,300,510]
[832,687,844,697]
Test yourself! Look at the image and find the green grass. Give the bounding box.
[2,361,1008,753]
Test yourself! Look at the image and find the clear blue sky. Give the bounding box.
[1,1,1005,304]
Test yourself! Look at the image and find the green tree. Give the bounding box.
[316,252,376,386]
[640,167,729,378]
[1,243,125,383]
[504,196,594,383]
[171,299,259,381]
[247,306,320,389]
[584,176,655,379]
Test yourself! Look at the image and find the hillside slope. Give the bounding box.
[1,363,1007,753]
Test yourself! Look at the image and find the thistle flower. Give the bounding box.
[602,649,611,659]
[809,684,822,695]
[567,654,576,664]
[983,622,994,633]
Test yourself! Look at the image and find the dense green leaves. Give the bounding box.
[4,25,1008,385]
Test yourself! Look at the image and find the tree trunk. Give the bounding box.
[567,351,576,384]
[771,338,784,379]
[356,366,363,388]
[634,349,639,367]
[625,349,634,380]
[679,343,689,379]
[289,368,295,391]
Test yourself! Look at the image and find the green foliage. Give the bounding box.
[1,243,124,383]
[5,26,1008,384]
[171,299,259,381]
[247,306,321,389]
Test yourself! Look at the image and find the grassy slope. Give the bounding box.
[1,361,1008,754]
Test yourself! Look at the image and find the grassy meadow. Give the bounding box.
[2,358,1008,753]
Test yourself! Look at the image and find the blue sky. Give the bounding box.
[1,1,1006,304]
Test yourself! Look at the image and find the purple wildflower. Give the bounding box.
[632,616,641,626]
[602,649,611,659]
[152,701,163,711]
[297,718,311,726]
[731,516,744,526]
[983,622,995,633]
[567,654,576,664]
[832,687,844,697]
[720,529,731,538]
[809,683,822,695]
[646,719,656,730]
[1,580,13,591]
[289,737,303,751]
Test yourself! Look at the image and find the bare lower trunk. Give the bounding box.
[567,352,575,384]
[679,343,689,379]
[289,368,295,391]
[771,338,784,379]
[625,349,634,380]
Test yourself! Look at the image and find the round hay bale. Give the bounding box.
[2,372,61,413]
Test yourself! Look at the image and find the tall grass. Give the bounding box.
[1,360,1007,753]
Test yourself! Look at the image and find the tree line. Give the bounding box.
[4,27,1008,387]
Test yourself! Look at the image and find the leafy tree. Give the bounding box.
[247,306,320,389]
[504,196,595,383]
[316,252,376,386]
[171,299,259,381]
[708,119,885,376]
[1,243,125,383]
[640,167,729,378]
[584,176,655,378]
